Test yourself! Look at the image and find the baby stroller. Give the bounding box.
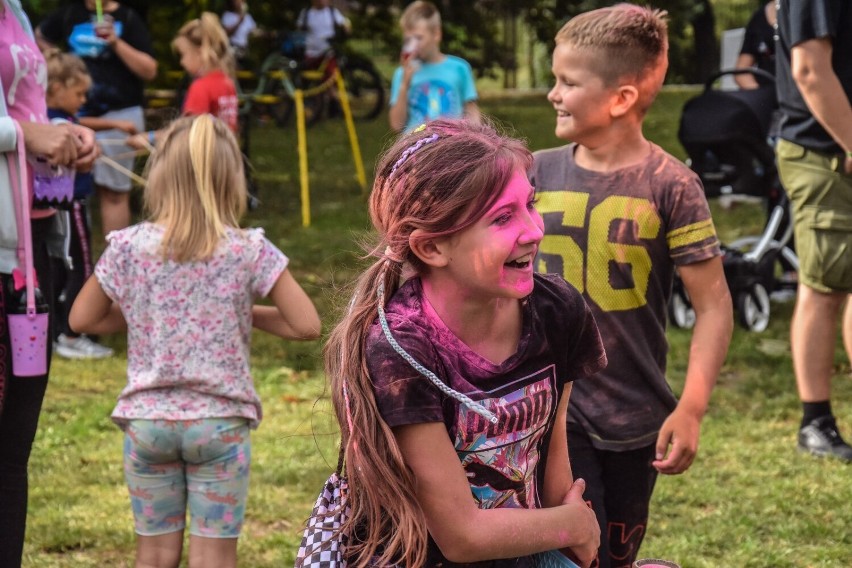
[669,68,798,332]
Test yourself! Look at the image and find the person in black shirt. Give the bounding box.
[775,0,852,462]
[36,0,156,236]
[735,1,777,89]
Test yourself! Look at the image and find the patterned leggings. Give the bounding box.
[123,418,251,538]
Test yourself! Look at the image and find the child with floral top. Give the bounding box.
[70,114,320,568]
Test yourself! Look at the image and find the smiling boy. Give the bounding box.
[530,5,733,567]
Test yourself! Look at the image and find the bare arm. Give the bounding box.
[654,256,732,474]
[463,101,481,124]
[69,275,127,335]
[99,25,157,82]
[734,53,760,90]
[791,37,852,173]
[251,269,321,340]
[78,116,138,134]
[393,419,599,566]
[389,64,416,132]
[540,383,599,568]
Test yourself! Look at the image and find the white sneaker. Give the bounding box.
[54,333,114,360]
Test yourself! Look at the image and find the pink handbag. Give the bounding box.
[5,120,49,377]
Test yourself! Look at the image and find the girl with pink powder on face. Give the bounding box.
[322,119,607,568]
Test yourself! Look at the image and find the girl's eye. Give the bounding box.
[527,196,539,210]
[494,213,512,226]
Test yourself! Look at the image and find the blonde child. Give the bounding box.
[388,1,480,132]
[70,114,320,568]
[128,13,238,149]
[323,119,605,568]
[531,5,733,567]
[44,49,116,359]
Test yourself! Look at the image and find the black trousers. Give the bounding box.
[53,201,93,338]
[568,423,658,568]
[0,217,54,567]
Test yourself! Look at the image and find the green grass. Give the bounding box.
[24,89,852,567]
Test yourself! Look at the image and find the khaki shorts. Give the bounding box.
[777,139,852,293]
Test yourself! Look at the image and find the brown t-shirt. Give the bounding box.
[531,143,721,451]
[366,273,606,567]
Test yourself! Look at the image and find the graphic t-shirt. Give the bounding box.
[182,70,239,133]
[531,143,721,451]
[775,0,852,152]
[366,273,606,567]
[0,11,47,124]
[390,55,478,132]
[38,3,154,115]
[95,223,288,429]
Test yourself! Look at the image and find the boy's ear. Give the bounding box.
[610,84,639,118]
[409,229,450,268]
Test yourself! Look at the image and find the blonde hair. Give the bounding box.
[173,12,235,76]
[325,119,531,567]
[400,0,441,31]
[556,3,668,112]
[44,48,91,93]
[143,114,247,262]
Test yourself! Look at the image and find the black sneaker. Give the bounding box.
[797,416,852,462]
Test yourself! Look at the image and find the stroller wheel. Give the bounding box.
[669,288,696,329]
[737,282,771,332]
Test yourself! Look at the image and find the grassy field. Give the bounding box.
[23,89,852,568]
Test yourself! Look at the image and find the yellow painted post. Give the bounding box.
[295,89,311,227]
[334,70,367,194]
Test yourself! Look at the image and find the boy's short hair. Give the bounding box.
[556,3,668,111]
[400,0,441,31]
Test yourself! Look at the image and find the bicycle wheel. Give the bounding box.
[341,57,384,121]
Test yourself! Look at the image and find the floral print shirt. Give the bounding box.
[95,222,288,429]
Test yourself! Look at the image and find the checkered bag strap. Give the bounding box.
[295,472,350,567]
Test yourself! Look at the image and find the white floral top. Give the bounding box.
[95,222,288,429]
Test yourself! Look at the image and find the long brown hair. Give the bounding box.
[143,114,246,262]
[324,119,532,567]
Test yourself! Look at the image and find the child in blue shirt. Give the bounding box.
[388,1,480,132]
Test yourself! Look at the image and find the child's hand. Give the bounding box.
[125,133,148,150]
[559,478,599,568]
[114,120,138,135]
[653,406,701,475]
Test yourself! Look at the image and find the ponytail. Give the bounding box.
[324,256,428,568]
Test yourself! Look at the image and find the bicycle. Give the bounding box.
[255,31,385,127]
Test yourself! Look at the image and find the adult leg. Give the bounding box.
[791,284,846,403]
[600,445,657,568]
[98,185,131,235]
[93,106,145,235]
[0,223,54,566]
[792,285,852,460]
[843,297,852,364]
[567,423,607,568]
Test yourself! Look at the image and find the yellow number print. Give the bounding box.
[536,192,661,312]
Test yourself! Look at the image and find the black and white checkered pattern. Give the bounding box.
[295,473,350,567]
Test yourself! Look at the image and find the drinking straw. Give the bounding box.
[95,0,103,22]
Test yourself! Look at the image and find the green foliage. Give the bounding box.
[23,92,852,566]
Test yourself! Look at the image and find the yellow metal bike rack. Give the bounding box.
[291,69,367,227]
